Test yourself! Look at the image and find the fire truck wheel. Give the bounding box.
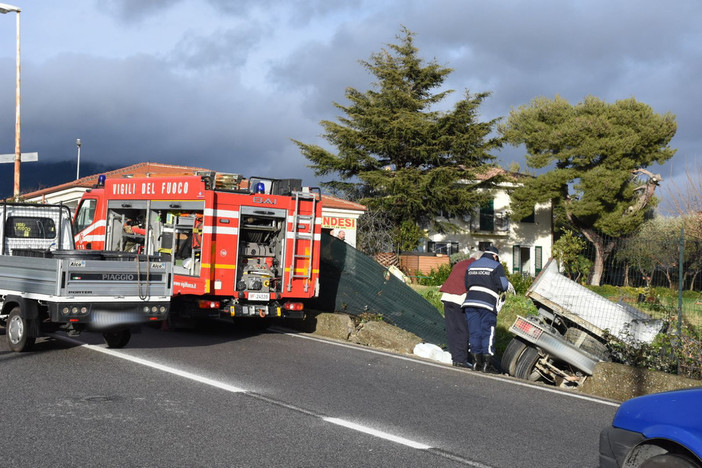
[6,307,36,352]
[514,345,546,382]
[500,337,529,376]
[103,329,131,348]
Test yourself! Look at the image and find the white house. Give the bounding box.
[422,170,553,276]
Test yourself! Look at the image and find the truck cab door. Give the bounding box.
[73,197,102,249]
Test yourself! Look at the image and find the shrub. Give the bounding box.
[605,324,678,374]
[416,263,453,286]
[507,272,533,295]
[422,288,444,314]
[449,252,471,264]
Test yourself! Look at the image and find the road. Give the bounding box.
[0,321,618,467]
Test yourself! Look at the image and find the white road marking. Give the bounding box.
[53,334,246,393]
[50,333,439,455]
[323,417,431,450]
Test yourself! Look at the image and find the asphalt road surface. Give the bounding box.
[0,321,618,467]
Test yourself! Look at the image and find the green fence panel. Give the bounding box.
[308,233,446,347]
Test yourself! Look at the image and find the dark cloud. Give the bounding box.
[169,25,265,71]
[99,0,185,23]
[0,0,699,198]
[8,49,319,184]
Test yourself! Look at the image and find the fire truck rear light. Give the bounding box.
[149,317,159,321]
[198,300,220,309]
[284,302,304,311]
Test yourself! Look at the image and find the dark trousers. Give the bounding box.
[465,306,497,355]
[443,301,469,363]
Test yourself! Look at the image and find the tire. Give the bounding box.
[640,453,701,468]
[514,345,544,382]
[501,337,529,376]
[6,307,36,352]
[564,328,611,361]
[103,329,131,348]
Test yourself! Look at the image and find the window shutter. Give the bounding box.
[512,245,520,273]
[535,246,543,274]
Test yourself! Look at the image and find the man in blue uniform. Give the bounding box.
[461,246,508,373]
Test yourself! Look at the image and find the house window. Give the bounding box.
[428,241,459,255]
[522,209,535,223]
[512,245,532,275]
[479,199,494,231]
[478,241,493,252]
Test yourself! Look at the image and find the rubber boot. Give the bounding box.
[470,353,483,372]
[481,354,499,374]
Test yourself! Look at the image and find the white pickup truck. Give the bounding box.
[502,259,665,387]
[0,202,172,351]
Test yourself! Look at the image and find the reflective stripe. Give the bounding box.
[203,226,238,235]
[468,267,493,273]
[77,220,105,236]
[80,234,106,243]
[488,326,495,355]
[205,208,239,219]
[468,285,499,299]
[461,301,494,311]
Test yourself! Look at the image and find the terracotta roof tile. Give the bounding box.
[21,162,367,211]
[21,162,213,199]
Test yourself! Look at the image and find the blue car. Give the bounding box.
[599,388,702,467]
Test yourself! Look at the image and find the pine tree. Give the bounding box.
[294,27,501,249]
[500,95,677,285]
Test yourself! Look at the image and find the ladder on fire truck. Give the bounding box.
[287,191,318,292]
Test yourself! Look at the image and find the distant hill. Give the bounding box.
[0,160,120,199]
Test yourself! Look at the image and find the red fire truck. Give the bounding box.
[73,171,322,323]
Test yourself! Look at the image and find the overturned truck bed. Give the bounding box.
[503,259,665,386]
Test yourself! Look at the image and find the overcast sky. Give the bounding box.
[0,0,699,210]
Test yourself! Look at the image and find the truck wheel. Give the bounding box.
[7,307,36,352]
[514,345,545,382]
[103,329,131,348]
[501,337,529,376]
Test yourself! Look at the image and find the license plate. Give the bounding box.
[248,292,270,301]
